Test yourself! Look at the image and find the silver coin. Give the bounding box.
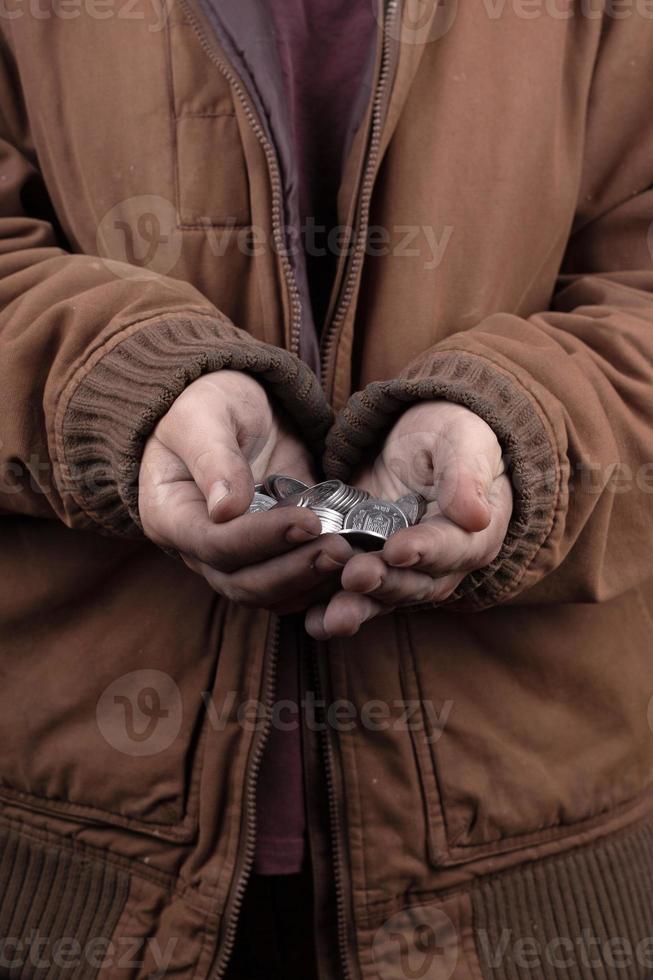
[310,507,345,533]
[248,492,277,513]
[338,528,387,551]
[343,500,409,538]
[327,483,352,508]
[269,491,309,509]
[320,522,344,534]
[331,485,370,515]
[299,480,345,509]
[264,475,309,500]
[311,507,345,521]
[331,484,370,513]
[395,492,427,526]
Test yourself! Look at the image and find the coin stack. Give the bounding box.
[248,476,426,550]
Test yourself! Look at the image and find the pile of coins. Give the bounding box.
[249,475,426,551]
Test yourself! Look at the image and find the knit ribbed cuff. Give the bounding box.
[323,352,560,609]
[58,314,333,536]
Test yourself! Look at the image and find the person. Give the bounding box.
[1,0,653,977]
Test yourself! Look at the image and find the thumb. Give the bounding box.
[202,438,255,522]
[155,408,254,523]
[425,408,504,532]
[384,402,501,532]
[435,454,493,532]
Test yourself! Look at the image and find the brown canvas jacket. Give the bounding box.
[1,0,653,977]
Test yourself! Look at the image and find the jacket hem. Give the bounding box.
[0,817,130,979]
[471,812,653,978]
[361,812,653,980]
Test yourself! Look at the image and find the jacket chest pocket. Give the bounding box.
[166,15,251,229]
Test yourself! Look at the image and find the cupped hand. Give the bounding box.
[305,400,513,638]
[139,370,353,613]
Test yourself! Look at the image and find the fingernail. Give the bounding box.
[286,524,320,544]
[386,554,420,568]
[314,552,347,574]
[307,609,328,640]
[208,480,230,516]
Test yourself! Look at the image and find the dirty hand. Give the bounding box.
[139,370,353,613]
[305,401,512,638]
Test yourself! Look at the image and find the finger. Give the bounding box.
[193,533,354,608]
[305,565,465,639]
[382,474,512,575]
[381,519,479,575]
[305,591,390,639]
[341,553,461,605]
[270,576,346,616]
[142,477,323,570]
[305,603,330,639]
[182,553,341,614]
[152,404,254,523]
[341,552,432,598]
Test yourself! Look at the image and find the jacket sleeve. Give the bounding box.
[324,16,653,609]
[0,43,331,538]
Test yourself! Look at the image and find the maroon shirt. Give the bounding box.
[254,1,376,875]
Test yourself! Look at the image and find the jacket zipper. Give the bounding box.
[180,4,400,976]
[310,639,355,980]
[309,12,400,971]
[212,615,281,979]
[171,12,300,973]
[319,0,400,399]
[178,0,303,358]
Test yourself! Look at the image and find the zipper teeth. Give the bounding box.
[178,0,303,357]
[319,0,399,390]
[213,616,281,980]
[309,641,353,980]
[175,12,293,974]
[313,8,399,972]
